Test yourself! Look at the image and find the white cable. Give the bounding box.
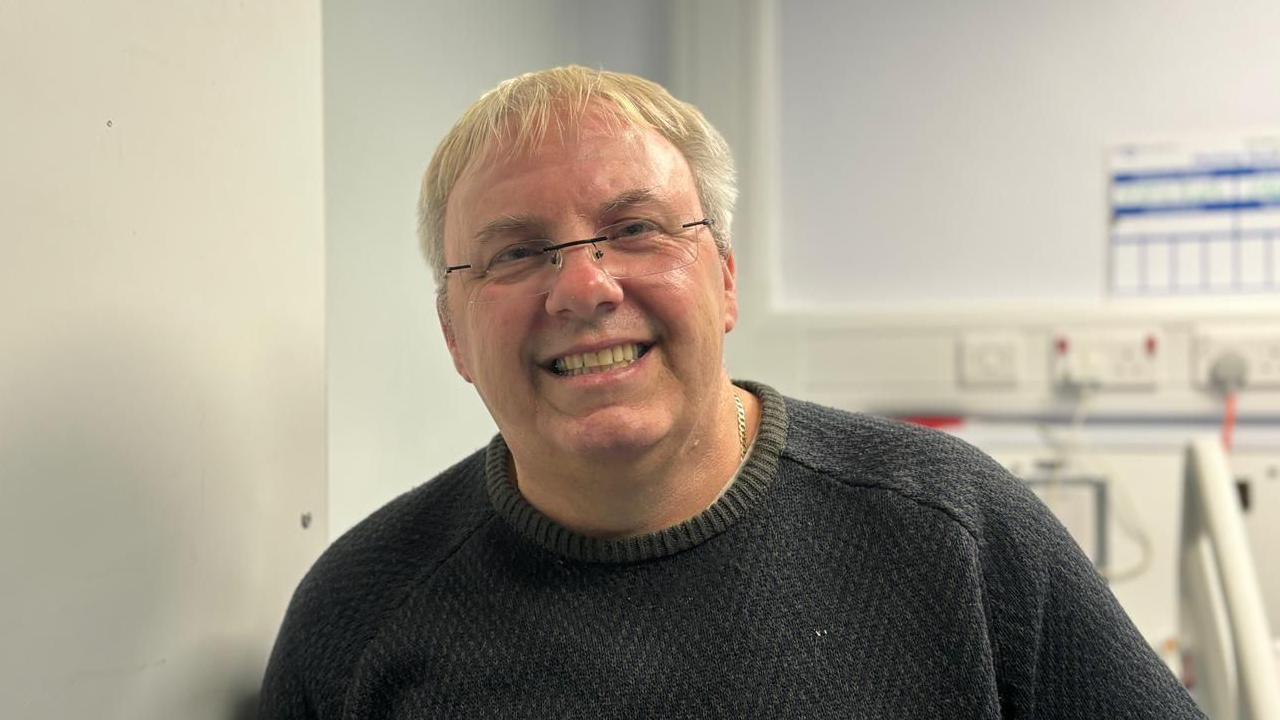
[1036,386,1153,583]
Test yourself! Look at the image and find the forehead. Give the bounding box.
[444,110,696,244]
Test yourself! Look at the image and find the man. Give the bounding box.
[261,67,1204,718]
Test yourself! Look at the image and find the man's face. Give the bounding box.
[440,109,738,465]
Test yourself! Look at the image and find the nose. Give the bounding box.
[543,242,624,318]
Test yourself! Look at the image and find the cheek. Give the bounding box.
[652,257,720,295]
[461,307,534,375]
[644,266,728,346]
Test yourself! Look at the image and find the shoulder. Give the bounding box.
[261,446,495,715]
[775,395,1084,619]
[777,396,1199,715]
[780,395,1038,546]
[318,447,493,576]
[304,448,493,605]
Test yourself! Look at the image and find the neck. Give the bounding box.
[508,379,759,538]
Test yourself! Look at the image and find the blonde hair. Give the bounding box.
[418,66,737,295]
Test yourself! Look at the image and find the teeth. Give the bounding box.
[552,343,645,376]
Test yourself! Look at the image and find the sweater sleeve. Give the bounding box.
[259,567,329,720]
[978,474,1206,719]
[255,452,494,719]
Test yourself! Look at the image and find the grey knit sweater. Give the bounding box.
[260,382,1205,719]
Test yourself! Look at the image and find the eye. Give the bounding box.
[607,219,662,241]
[487,240,551,269]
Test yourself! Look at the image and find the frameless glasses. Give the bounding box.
[444,217,714,304]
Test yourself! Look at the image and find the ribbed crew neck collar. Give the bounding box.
[484,381,789,564]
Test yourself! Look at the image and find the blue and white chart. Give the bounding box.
[1109,133,1280,296]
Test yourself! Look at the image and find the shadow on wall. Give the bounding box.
[0,319,279,720]
[231,692,258,720]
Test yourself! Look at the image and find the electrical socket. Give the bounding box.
[959,332,1023,388]
[1193,326,1280,390]
[1050,328,1163,391]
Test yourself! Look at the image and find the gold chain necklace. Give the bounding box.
[734,392,747,459]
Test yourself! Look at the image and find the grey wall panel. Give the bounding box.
[0,2,327,718]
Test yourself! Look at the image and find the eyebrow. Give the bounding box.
[598,188,664,217]
[471,188,671,243]
[473,216,546,243]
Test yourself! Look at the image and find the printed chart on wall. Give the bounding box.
[1108,132,1280,297]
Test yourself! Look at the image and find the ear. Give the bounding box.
[438,300,474,384]
[721,250,739,334]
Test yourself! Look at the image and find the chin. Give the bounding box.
[550,406,671,458]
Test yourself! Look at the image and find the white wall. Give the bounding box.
[777,0,1280,308]
[0,3,326,718]
[324,0,672,538]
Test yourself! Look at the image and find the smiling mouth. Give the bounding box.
[549,342,652,377]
